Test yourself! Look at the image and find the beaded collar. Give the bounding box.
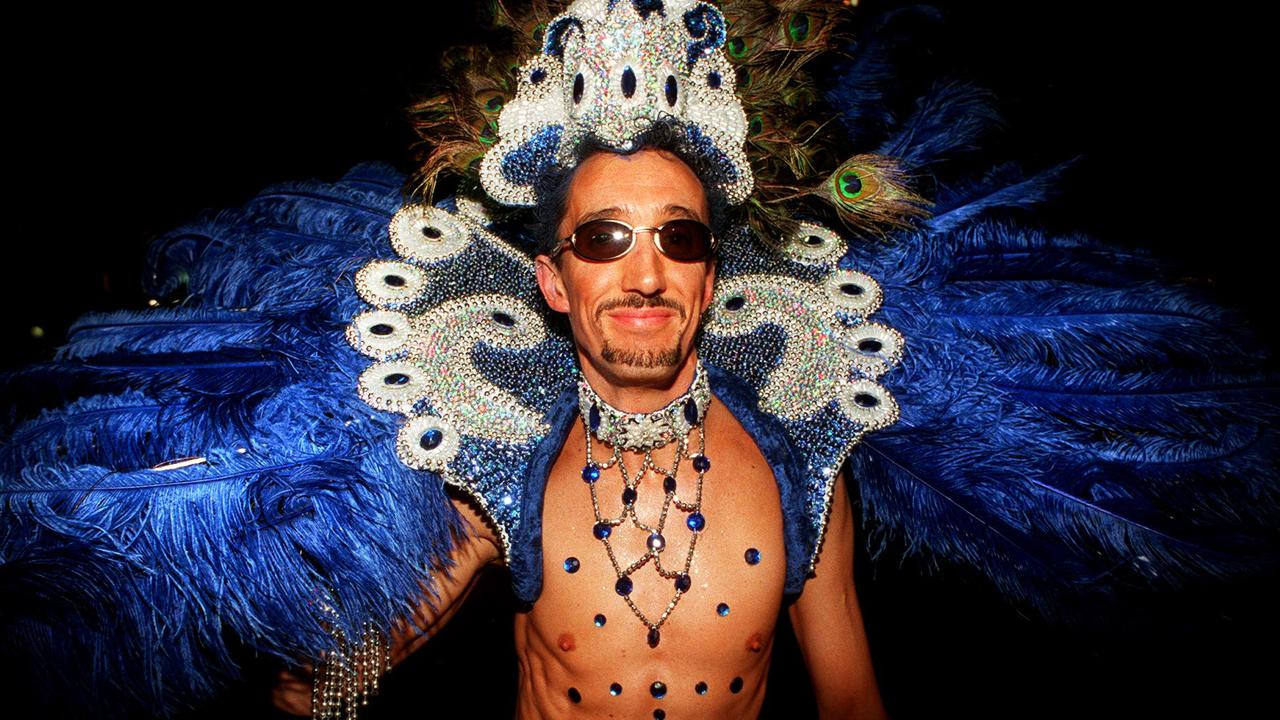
[576,361,711,452]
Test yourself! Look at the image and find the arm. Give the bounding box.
[272,494,502,715]
[787,471,889,720]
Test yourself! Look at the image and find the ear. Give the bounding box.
[700,260,717,312]
[535,254,571,314]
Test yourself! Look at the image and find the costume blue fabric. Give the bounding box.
[3,29,1279,720]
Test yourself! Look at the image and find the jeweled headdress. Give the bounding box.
[411,0,928,240]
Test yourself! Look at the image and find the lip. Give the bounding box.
[605,309,678,328]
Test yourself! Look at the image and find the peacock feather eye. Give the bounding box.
[477,90,505,114]
[747,113,768,137]
[837,169,864,201]
[727,36,748,59]
[480,122,498,146]
[735,65,751,89]
[787,13,811,43]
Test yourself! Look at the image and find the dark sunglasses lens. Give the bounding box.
[658,220,713,261]
[574,220,632,260]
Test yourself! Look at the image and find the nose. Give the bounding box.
[619,228,667,297]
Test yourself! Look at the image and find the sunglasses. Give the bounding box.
[549,218,717,262]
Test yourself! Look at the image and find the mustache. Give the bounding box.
[595,294,687,323]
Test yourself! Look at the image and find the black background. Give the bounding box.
[4,1,1274,718]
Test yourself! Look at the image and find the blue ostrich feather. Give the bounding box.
[1,165,461,717]
[876,79,1004,170]
[845,213,1280,617]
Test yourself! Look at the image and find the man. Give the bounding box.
[275,143,886,720]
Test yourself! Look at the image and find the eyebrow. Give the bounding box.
[577,204,702,224]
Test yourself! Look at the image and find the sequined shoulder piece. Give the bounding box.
[699,223,903,573]
[345,200,577,559]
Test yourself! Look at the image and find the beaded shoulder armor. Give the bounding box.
[344,197,903,602]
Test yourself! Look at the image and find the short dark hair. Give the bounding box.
[531,119,733,257]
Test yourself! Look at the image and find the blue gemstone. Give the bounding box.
[610,682,622,696]
[530,67,546,84]
[650,681,667,698]
[383,274,406,287]
[491,312,515,327]
[858,338,883,353]
[384,372,410,385]
[582,464,601,483]
[622,66,637,98]
[589,405,601,432]
[674,573,691,592]
[573,73,584,103]
[696,681,708,695]
[563,557,580,573]
[647,627,660,647]
[594,523,612,540]
[665,75,678,106]
[840,282,864,296]
[370,323,395,336]
[615,576,633,596]
[692,455,711,472]
[622,487,637,505]
[568,687,581,703]
[724,295,745,311]
[654,710,666,720]
[745,548,761,565]
[730,676,743,693]
[687,513,706,532]
[683,396,698,425]
[419,429,443,450]
[716,602,730,617]
[663,475,677,494]
[707,71,721,89]
[594,613,607,627]
[854,392,880,408]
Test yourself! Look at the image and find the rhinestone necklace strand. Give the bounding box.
[578,365,711,648]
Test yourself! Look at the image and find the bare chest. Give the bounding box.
[516,399,787,715]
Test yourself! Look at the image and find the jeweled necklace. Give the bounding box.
[578,362,712,649]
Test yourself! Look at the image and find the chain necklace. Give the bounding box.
[577,362,712,648]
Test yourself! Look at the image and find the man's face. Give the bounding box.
[534,148,716,390]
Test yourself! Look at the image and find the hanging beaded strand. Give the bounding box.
[578,363,712,648]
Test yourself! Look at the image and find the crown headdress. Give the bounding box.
[479,0,752,206]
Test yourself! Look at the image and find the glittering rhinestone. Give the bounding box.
[716,602,730,617]
[610,683,622,696]
[563,557,580,573]
[568,687,581,704]
[687,513,706,532]
[650,681,667,698]
[370,323,395,336]
[663,475,677,493]
[594,614,607,627]
[383,372,410,385]
[582,464,601,483]
[674,573,691,592]
[647,627,660,647]
[692,455,711,472]
[594,523,612,540]
[683,396,698,424]
[622,487,637,505]
[615,576,633,596]
[419,429,443,450]
[730,677,743,693]
[622,67,637,98]
[647,533,665,552]
[696,681,708,695]
[589,405,601,432]
[745,548,761,565]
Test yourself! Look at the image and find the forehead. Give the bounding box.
[562,149,709,225]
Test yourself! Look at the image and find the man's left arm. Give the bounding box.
[787,470,889,720]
